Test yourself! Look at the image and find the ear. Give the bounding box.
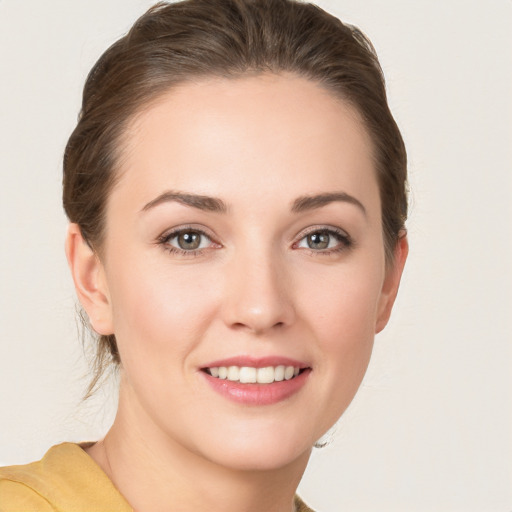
[65,223,114,335]
[375,234,408,334]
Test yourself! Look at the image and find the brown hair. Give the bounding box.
[63,0,407,397]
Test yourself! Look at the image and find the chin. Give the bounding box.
[210,442,311,473]
[187,420,319,473]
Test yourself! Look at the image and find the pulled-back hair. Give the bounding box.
[63,0,407,397]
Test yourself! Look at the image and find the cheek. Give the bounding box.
[316,284,377,386]
[297,261,383,395]
[105,255,220,374]
[299,257,383,339]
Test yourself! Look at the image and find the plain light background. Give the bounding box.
[0,1,511,510]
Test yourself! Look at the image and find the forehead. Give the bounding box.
[113,73,379,215]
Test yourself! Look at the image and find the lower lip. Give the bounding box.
[201,369,311,405]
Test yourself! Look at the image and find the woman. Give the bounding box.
[0,0,407,510]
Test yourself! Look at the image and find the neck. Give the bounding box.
[88,382,310,512]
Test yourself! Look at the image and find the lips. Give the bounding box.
[200,356,311,405]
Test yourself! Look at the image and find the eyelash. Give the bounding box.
[156,226,353,258]
[157,227,218,257]
[293,226,353,256]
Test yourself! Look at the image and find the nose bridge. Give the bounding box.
[222,239,294,334]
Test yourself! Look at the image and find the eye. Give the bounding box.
[295,228,352,253]
[171,231,208,251]
[158,228,217,255]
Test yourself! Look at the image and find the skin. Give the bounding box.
[66,73,407,512]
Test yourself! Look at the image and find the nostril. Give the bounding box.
[230,320,286,333]
[231,322,249,331]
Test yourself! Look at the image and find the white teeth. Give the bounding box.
[274,365,285,382]
[239,367,257,383]
[207,365,302,384]
[284,366,295,380]
[257,367,274,384]
[227,366,240,381]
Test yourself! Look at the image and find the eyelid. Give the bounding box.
[157,224,217,242]
[156,224,221,256]
[294,224,351,242]
[292,225,353,253]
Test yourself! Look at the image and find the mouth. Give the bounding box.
[202,365,307,384]
[199,357,311,405]
[200,356,311,404]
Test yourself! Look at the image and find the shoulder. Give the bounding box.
[0,462,55,512]
[0,443,132,512]
[294,494,316,512]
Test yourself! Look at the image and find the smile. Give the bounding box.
[201,359,311,405]
[205,365,301,384]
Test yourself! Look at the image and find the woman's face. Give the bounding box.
[87,74,404,471]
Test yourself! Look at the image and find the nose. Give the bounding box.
[221,248,296,335]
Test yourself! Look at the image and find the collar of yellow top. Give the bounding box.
[1,442,132,512]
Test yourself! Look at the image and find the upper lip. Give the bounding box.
[201,356,309,369]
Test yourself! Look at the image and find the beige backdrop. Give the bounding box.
[0,0,511,510]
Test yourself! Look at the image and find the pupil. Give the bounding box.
[308,232,329,250]
[179,232,200,250]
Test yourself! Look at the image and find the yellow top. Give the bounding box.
[0,443,313,512]
[0,443,131,512]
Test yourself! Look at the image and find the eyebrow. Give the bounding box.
[291,192,367,216]
[141,191,228,213]
[141,190,366,216]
